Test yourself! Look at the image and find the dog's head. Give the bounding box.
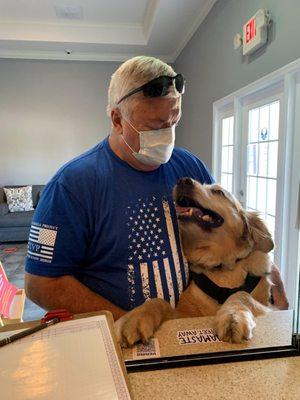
[173,178,274,271]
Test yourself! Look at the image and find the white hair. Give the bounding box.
[107,56,179,117]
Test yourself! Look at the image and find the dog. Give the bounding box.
[115,177,274,346]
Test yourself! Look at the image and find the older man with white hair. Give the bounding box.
[25,56,288,320]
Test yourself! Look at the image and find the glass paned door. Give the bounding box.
[246,100,280,258]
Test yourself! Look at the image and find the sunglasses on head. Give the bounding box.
[117,73,185,104]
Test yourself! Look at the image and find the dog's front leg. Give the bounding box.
[114,298,175,347]
[215,291,269,343]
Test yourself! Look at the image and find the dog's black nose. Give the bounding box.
[177,177,194,186]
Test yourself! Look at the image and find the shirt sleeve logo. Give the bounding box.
[27,222,58,263]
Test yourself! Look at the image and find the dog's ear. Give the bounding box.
[241,211,274,253]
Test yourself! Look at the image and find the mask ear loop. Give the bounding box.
[120,118,140,154]
[123,118,140,134]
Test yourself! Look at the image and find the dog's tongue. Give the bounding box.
[175,205,203,218]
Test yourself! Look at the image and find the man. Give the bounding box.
[25,56,288,321]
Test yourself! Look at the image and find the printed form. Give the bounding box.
[0,315,131,400]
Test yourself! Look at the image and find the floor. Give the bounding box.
[0,242,44,321]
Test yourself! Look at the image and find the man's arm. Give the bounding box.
[25,272,126,321]
[270,264,289,310]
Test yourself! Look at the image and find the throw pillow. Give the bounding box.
[4,186,34,213]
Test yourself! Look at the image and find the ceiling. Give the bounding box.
[0,0,216,62]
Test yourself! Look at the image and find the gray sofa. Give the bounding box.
[0,185,44,243]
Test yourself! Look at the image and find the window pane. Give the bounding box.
[256,178,267,213]
[259,105,269,142]
[228,116,234,145]
[247,177,257,209]
[258,142,268,177]
[269,101,280,140]
[221,146,229,172]
[247,144,258,175]
[228,146,233,173]
[221,173,228,189]
[249,108,259,143]
[222,118,229,145]
[267,179,277,215]
[227,174,233,193]
[268,141,278,178]
[265,214,275,241]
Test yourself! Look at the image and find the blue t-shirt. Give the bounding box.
[25,137,213,310]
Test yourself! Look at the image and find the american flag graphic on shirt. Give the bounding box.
[126,195,189,308]
[27,223,58,263]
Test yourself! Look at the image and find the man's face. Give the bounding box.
[121,96,181,164]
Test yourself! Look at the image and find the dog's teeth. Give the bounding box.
[188,209,193,215]
[202,215,212,221]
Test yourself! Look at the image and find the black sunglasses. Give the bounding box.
[117,73,185,104]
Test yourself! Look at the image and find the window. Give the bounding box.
[213,59,300,312]
[245,100,280,259]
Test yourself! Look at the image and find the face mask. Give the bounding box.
[122,119,175,167]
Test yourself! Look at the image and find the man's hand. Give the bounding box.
[25,272,126,321]
[270,264,289,310]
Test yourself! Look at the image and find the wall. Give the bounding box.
[174,0,300,170]
[0,59,120,185]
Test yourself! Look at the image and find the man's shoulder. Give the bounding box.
[171,146,214,184]
[172,146,207,169]
[172,146,197,159]
[57,142,103,177]
[52,139,109,185]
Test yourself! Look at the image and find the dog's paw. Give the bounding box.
[215,309,256,343]
[114,309,156,348]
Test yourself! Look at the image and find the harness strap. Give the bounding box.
[189,270,261,304]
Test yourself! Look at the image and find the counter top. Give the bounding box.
[123,310,299,399]
[128,356,300,399]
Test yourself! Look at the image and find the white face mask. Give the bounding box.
[122,119,175,167]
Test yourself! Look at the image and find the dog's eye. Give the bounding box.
[211,189,225,197]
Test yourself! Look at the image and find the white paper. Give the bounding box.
[0,316,131,400]
[177,328,220,345]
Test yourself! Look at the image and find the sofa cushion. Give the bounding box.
[32,185,45,207]
[0,203,9,216]
[0,188,4,204]
[4,186,34,212]
[0,210,34,228]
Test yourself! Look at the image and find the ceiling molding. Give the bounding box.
[171,0,217,61]
[0,48,174,63]
[143,0,159,41]
[0,21,146,45]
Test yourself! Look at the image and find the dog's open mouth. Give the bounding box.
[175,196,224,229]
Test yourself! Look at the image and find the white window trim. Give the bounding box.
[212,58,300,313]
[213,108,234,188]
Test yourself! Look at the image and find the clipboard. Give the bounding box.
[0,311,132,400]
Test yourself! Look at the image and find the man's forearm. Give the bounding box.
[270,264,289,310]
[25,273,126,321]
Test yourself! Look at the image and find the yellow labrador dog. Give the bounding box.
[115,177,274,346]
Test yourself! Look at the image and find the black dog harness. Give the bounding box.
[189,270,262,305]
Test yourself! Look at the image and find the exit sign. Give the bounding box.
[245,18,256,44]
[243,9,268,56]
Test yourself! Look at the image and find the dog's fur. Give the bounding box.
[115,178,274,346]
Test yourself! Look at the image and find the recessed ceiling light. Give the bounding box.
[55,5,83,20]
